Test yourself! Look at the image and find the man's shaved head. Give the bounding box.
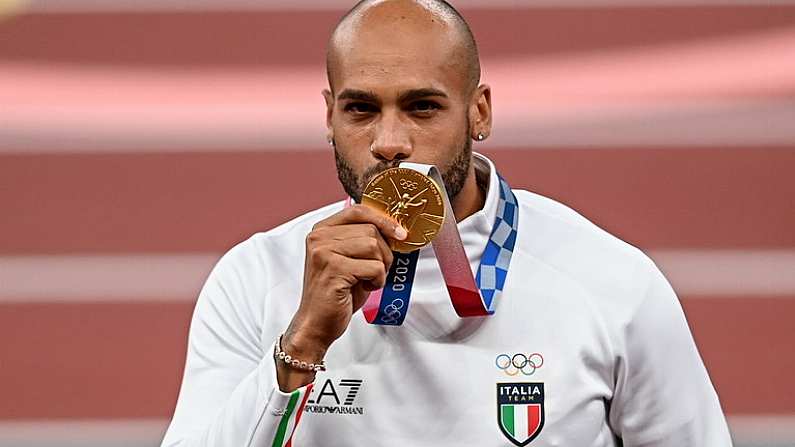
[326,0,481,95]
[322,0,493,214]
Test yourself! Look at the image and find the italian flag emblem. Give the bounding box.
[497,383,545,446]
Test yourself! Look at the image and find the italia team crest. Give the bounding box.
[496,382,544,446]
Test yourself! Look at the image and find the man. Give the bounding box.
[161,1,731,446]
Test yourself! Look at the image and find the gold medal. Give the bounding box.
[362,167,446,253]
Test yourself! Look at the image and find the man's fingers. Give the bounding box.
[335,256,388,290]
[330,236,393,271]
[314,205,408,241]
[311,223,387,242]
[307,224,394,270]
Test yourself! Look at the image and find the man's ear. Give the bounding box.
[322,89,335,142]
[469,84,493,140]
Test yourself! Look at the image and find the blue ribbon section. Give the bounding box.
[373,249,420,325]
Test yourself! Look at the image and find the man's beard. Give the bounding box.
[334,129,473,204]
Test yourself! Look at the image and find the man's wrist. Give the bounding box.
[275,323,331,393]
[282,317,332,360]
[275,334,327,372]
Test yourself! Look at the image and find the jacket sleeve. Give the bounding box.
[608,263,733,446]
[160,245,313,447]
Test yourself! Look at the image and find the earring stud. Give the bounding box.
[477,133,485,141]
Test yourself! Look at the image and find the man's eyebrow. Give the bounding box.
[398,88,448,103]
[337,89,379,102]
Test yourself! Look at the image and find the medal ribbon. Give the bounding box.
[355,163,519,326]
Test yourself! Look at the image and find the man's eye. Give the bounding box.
[344,103,377,114]
[411,101,440,113]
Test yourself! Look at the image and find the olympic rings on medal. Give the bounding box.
[495,352,544,376]
[398,178,418,191]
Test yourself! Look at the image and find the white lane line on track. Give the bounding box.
[728,415,795,444]
[655,250,795,297]
[12,0,795,14]
[0,415,792,445]
[0,419,168,446]
[1,250,795,302]
[2,27,794,153]
[0,254,219,302]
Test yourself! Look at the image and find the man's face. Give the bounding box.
[324,17,475,202]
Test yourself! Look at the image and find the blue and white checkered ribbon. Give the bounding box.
[476,174,519,312]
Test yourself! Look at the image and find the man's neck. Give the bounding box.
[450,164,487,223]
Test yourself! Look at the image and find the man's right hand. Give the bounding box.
[276,204,407,391]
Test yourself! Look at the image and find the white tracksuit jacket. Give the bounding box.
[161,153,732,447]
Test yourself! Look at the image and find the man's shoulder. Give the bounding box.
[513,188,643,255]
[211,201,345,279]
[512,189,662,305]
[256,200,346,241]
[244,200,346,256]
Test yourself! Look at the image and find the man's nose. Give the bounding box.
[370,112,412,161]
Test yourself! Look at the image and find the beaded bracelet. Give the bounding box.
[274,334,327,373]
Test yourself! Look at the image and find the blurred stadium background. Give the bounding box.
[1,0,793,446]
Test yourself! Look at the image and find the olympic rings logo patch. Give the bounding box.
[495,353,544,376]
[380,298,405,325]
